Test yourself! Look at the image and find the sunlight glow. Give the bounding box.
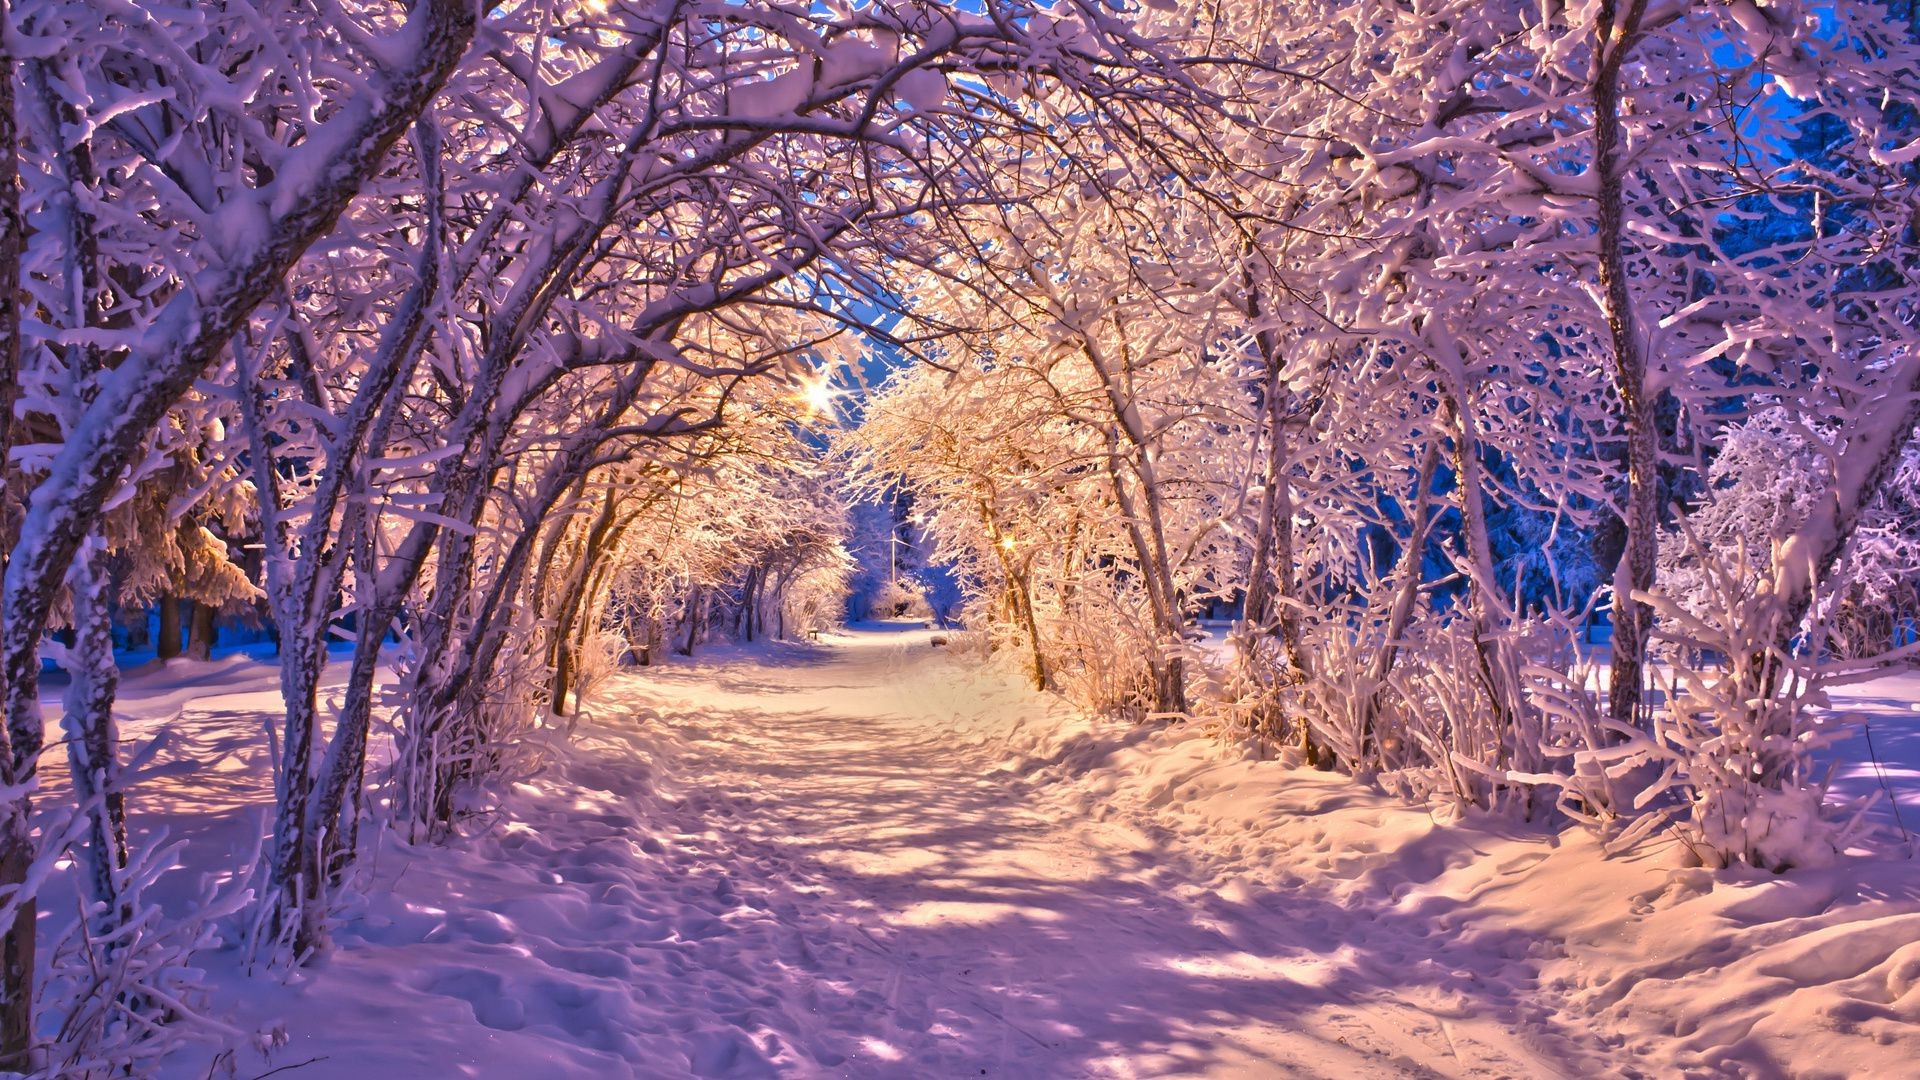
[797,372,839,420]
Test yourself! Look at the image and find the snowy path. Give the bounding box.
[170,624,1920,1079]
[628,631,1600,1078]
[314,624,1589,1079]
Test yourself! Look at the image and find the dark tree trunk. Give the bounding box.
[186,599,217,660]
[550,490,620,715]
[311,607,400,895]
[738,567,759,642]
[1237,268,1309,691]
[1592,0,1655,731]
[157,594,182,661]
[677,587,704,657]
[122,605,148,650]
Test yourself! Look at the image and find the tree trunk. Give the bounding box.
[1012,566,1048,691]
[1443,393,1527,749]
[285,508,437,929]
[1237,269,1310,691]
[185,599,217,660]
[739,567,759,642]
[265,627,328,956]
[62,540,130,935]
[1080,331,1189,716]
[1101,447,1188,714]
[678,586,704,657]
[0,0,35,1055]
[1,18,479,931]
[550,490,619,714]
[1359,437,1443,756]
[310,607,400,898]
[1592,0,1655,731]
[157,594,182,661]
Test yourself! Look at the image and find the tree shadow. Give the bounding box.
[585,693,1605,1079]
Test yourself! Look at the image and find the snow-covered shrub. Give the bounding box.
[1215,630,1311,752]
[1291,626,1387,770]
[1641,542,1866,872]
[390,618,559,846]
[38,832,256,1077]
[1389,617,1545,815]
[783,553,856,639]
[566,628,631,719]
[863,577,929,622]
[1044,592,1162,721]
[1280,599,1549,817]
[1499,602,1648,833]
[1660,410,1920,660]
[1513,537,1874,869]
[1656,411,1820,629]
[1824,435,1920,658]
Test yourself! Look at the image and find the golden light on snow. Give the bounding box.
[1161,947,1354,988]
[884,899,1064,928]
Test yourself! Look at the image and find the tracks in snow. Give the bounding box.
[448,626,1596,1078]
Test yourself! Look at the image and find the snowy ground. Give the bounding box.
[49,624,1920,1077]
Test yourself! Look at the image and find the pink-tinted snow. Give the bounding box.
[43,627,1918,1077]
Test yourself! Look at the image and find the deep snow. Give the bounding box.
[41,624,1920,1077]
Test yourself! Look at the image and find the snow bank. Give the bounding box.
[946,647,1920,1077]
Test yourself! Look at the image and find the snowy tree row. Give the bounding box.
[1,0,1917,1069]
[0,0,1220,1070]
[852,0,1920,875]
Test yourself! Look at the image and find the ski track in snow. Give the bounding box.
[125,624,1920,1079]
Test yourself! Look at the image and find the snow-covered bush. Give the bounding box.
[1661,410,1920,662]
[1289,626,1384,770]
[39,830,256,1077]
[1045,592,1165,722]
[569,627,633,713]
[1216,630,1312,753]
[1518,643,1635,832]
[1390,616,1546,816]
[1656,412,1823,644]
[1825,436,1920,658]
[1513,537,1872,870]
[1644,527,1897,870]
